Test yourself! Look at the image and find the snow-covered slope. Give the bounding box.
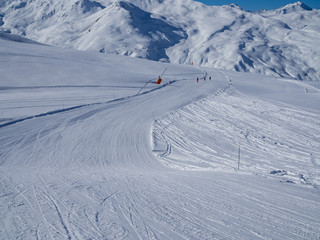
[1,0,319,81]
[274,1,313,14]
[1,32,320,239]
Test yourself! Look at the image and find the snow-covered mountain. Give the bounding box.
[1,0,319,81]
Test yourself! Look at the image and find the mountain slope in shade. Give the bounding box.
[0,0,319,81]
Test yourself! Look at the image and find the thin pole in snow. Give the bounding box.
[160,68,167,78]
[238,140,241,170]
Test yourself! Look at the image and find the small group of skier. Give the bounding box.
[197,76,212,83]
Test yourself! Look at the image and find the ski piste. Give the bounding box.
[0,30,320,239]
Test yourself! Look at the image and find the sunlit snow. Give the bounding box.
[1,25,320,239]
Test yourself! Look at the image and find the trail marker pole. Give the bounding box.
[238,140,241,170]
[160,68,167,78]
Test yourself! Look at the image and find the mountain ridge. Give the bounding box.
[0,0,319,81]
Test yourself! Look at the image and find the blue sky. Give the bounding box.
[194,0,320,11]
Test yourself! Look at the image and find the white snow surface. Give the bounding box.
[0,0,320,81]
[1,34,320,239]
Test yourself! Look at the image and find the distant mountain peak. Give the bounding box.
[294,1,312,10]
[229,3,242,9]
[277,1,312,14]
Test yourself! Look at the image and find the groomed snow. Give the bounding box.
[0,35,320,239]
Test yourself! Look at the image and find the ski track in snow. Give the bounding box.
[153,77,320,187]
[1,41,320,239]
